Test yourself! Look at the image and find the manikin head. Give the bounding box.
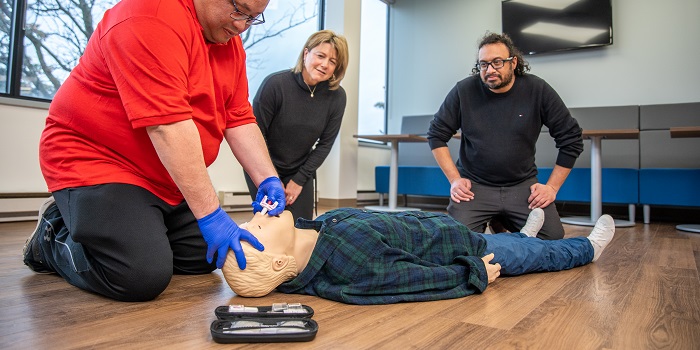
[222,211,300,297]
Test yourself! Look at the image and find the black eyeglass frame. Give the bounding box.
[476,57,515,71]
[230,0,265,25]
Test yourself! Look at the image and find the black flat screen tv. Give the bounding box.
[502,0,613,55]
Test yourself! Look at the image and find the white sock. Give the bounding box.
[588,215,615,262]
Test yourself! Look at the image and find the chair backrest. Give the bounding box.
[639,102,700,168]
[535,105,640,169]
[398,115,459,166]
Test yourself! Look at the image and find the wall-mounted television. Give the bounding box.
[502,0,613,55]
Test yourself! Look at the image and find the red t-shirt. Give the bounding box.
[40,0,255,205]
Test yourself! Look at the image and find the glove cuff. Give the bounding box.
[259,176,282,187]
[197,206,227,225]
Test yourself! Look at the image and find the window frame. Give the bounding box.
[356,0,390,144]
[2,0,45,105]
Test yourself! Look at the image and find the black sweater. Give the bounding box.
[427,74,583,187]
[253,70,346,186]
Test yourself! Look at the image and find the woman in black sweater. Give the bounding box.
[245,30,349,221]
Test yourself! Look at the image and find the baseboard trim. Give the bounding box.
[0,192,51,199]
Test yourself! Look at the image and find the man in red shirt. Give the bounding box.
[23,0,286,302]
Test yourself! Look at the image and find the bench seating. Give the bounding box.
[639,169,700,223]
[375,166,639,220]
[536,168,639,205]
[537,167,638,221]
[375,166,449,203]
[376,105,699,223]
[638,103,700,223]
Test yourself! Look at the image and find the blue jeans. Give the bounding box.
[482,233,594,276]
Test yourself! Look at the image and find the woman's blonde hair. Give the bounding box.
[293,29,349,90]
[222,243,298,297]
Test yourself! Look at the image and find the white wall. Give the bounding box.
[0,103,47,193]
[387,0,700,133]
[316,0,361,202]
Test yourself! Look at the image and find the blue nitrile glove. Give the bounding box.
[252,176,286,215]
[197,207,264,269]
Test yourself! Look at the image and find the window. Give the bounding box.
[1,0,16,94]
[357,0,388,135]
[5,0,119,100]
[241,0,321,100]
[1,0,320,102]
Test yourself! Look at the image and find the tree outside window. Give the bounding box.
[1,0,16,94]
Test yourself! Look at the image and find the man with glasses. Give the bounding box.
[26,0,285,302]
[427,32,583,240]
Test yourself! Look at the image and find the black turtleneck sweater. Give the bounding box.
[253,70,346,186]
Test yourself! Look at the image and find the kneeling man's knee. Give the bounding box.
[111,264,173,302]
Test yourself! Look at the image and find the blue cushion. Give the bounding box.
[536,168,639,204]
[375,166,450,197]
[639,169,700,207]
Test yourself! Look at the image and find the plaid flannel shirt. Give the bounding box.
[277,208,489,305]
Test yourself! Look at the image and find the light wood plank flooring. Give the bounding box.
[2,206,699,349]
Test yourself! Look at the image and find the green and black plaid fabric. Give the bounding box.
[278,208,489,305]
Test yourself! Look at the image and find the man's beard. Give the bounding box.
[482,70,514,90]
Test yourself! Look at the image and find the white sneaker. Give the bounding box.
[588,214,615,262]
[521,208,544,238]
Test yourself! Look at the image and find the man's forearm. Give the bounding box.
[147,120,219,219]
[432,147,461,183]
[546,165,572,191]
[225,123,279,186]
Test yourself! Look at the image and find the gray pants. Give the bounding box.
[447,177,565,240]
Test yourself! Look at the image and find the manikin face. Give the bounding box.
[302,42,338,86]
[240,210,296,256]
[478,42,517,93]
[223,211,299,297]
[195,0,269,44]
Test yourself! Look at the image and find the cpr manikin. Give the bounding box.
[221,209,615,303]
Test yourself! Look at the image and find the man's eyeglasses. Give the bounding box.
[476,57,514,71]
[230,0,265,25]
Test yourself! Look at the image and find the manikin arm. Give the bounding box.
[481,253,501,284]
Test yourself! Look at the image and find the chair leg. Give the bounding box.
[628,204,635,222]
[379,193,384,206]
[643,204,650,224]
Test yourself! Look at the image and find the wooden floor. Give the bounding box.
[2,206,699,349]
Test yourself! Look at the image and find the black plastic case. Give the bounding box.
[215,303,314,320]
[210,318,318,343]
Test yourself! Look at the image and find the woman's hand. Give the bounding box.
[285,180,303,205]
